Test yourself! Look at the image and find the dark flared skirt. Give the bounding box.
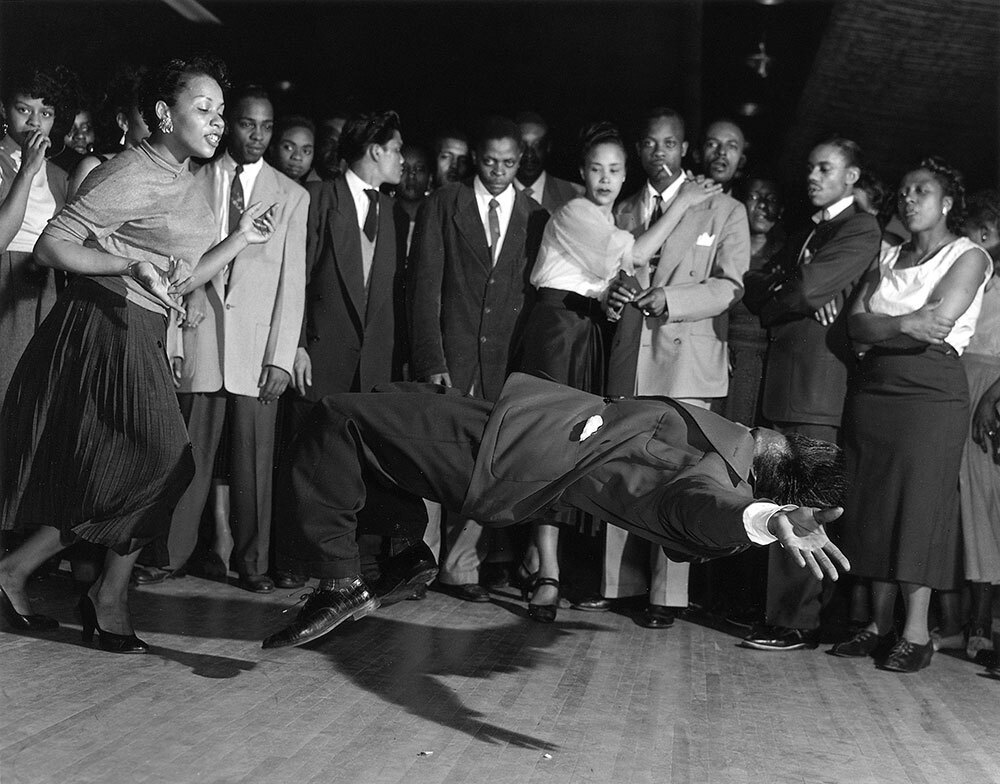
[840,345,968,589]
[519,288,605,394]
[0,277,194,555]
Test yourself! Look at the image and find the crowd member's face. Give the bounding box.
[517,121,548,184]
[159,74,225,160]
[897,168,951,235]
[743,178,782,236]
[316,116,346,176]
[637,115,686,191]
[373,129,404,187]
[435,137,470,185]
[65,110,95,155]
[4,94,56,145]
[806,144,858,209]
[399,148,431,201]
[273,125,314,181]
[702,121,745,185]
[119,105,150,148]
[475,136,521,196]
[581,142,626,209]
[228,97,273,165]
[962,218,1000,266]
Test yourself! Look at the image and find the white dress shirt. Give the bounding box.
[345,167,380,233]
[515,171,547,204]
[644,175,685,228]
[799,194,856,264]
[474,176,516,262]
[219,153,264,241]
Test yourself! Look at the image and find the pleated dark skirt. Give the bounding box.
[519,288,605,394]
[0,277,194,555]
[840,344,967,589]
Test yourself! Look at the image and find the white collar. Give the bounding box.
[515,171,547,198]
[474,176,516,207]
[224,151,264,176]
[813,194,855,223]
[647,175,684,205]
[345,167,377,197]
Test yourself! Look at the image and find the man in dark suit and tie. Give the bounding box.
[513,111,584,212]
[262,372,849,649]
[740,138,881,651]
[407,116,549,601]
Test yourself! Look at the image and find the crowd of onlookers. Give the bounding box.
[2,57,1000,677]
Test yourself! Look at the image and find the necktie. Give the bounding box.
[228,164,244,235]
[363,189,379,242]
[488,198,501,261]
[650,194,664,226]
[523,186,534,201]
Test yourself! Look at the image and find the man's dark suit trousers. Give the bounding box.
[276,387,493,579]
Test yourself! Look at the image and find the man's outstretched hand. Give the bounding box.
[767,506,850,581]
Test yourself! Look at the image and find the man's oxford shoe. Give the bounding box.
[262,577,379,649]
[370,542,438,607]
[441,582,491,603]
[273,571,306,590]
[829,629,896,658]
[638,604,676,629]
[238,574,275,594]
[571,595,611,612]
[739,624,819,651]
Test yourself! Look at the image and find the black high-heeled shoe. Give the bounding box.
[523,577,560,624]
[78,595,148,654]
[1,586,58,631]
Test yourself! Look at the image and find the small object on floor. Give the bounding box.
[261,577,379,649]
[829,628,896,658]
[966,627,993,660]
[407,583,428,601]
[740,624,819,651]
[273,571,306,590]
[931,628,964,652]
[524,577,560,623]
[418,751,434,757]
[480,562,511,591]
[638,604,675,629]
[0,586,59,632]
[132,566,171,585]
[238,574,275,594]
[371,542,438,607]
[878,637,933,673]
[571,595,611,612]
[440,582,491,603]
[78,594,148,654]
[187,552,228,581]
[542,754,553,760]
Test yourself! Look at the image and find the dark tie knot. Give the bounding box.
[489,198,499,210]
[365,189,379,204]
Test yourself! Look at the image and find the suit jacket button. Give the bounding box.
[689,270,695,276]
[673,338,682,345]
[488,278,495,285]
[309,335,320,343]
[484,306,491,314]
[480,336,487,343]
[225,304,233,310]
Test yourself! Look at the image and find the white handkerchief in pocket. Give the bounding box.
[696,232,715,247]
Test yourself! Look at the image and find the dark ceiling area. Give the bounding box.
[1,0,997,208]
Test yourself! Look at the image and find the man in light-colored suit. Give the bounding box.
[513,112,583,213]
[169,86,307,593]
[585,107,750,628]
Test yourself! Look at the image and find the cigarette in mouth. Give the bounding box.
[661,163,672,177]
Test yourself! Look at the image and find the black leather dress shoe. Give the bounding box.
[441,583,491,603]
[878,637,933,672]
[132,566,171,585]
[370,542,438,607]
[830,629,896,658]
[572,596,612,612]
[273,571,306,590]
[740,624,819,651]
[262,577,379,649]
[638,604,676,629]
[1,587,58,632]
[238,574,275,594]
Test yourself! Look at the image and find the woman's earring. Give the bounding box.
[158,116,173,134]
[119,129,127,146]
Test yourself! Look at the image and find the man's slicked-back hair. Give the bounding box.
[754,433,847,509]
[338,110,401,165]
[475,115,522,154]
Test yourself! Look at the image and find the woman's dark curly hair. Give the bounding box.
[138,54,229,134]
[1,64,81,140]
[912,155,966,233]
[92,65,146,154]
[965,189,1000,233]
[578,120,626,166]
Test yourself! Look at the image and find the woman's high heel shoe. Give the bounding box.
[523,577,560,624]
[1,586,59,631]
[78,595,148,654]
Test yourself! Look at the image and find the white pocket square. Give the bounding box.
[578,415,604,441]
[696,232,715,247]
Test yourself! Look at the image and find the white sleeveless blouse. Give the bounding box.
[867,236,991,355]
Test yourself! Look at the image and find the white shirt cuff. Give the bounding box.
[742,502,797,545]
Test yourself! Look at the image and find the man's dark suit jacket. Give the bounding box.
[743,204,881,427]
[460,373,758,562]
[407,182,548,401]
[301,176,406,400]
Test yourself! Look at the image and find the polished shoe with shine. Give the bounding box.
[879,637,933,672]
[638,604,676,629]
[829,629,896,658]
[524,577,560,624]
[441,582,491,603]
[238,574,275,594]
[273,571,306,590]
[1,586,59,631]
[132,566,171,585]
[371,542,438,607]
[261,577,379,649]
[740,624,820,651]
[78,595,148,654]
[571,595,611,612]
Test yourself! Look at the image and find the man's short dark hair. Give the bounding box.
[754,433,847,509]
[636,106,686,141]
[474,115,522,154]
[433,128,468,155]
[225,84,272,119]
[339,110,401,165]
[513,111,548,131]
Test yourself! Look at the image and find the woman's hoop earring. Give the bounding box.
[158,116,173,134]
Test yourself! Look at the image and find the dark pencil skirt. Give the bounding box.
[840,344,968,590]
[0,277,194,555]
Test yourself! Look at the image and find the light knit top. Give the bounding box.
[530,197,637,298]
[0,134,66,254]
[965,273,1000,357]
[867,236,991,355]
[42,140,216,314]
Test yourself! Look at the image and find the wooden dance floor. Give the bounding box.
[3,573,999,784]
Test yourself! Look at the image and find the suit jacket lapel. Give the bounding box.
[453,185,493,270]
[226,163,278,293]
[650,200,711,287]
[364,192,396,327]
[677,401,755,485]
[330,177,367,322]
[494,193,528,272]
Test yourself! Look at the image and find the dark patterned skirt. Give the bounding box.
[0,277,194,555]
[840,344,967,590]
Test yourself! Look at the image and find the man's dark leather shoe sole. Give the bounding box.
[740,625,819,651]
[262,578,379,649]
[441,583,491,602]
[371,542,439,607]
[273,571,306,590]
[572,596,611,612]
[238,574,275,594]
[637,605,676,629]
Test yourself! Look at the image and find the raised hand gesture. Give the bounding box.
[18,130,51,180]
[767,506,850,581]
[237,202,277,245]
